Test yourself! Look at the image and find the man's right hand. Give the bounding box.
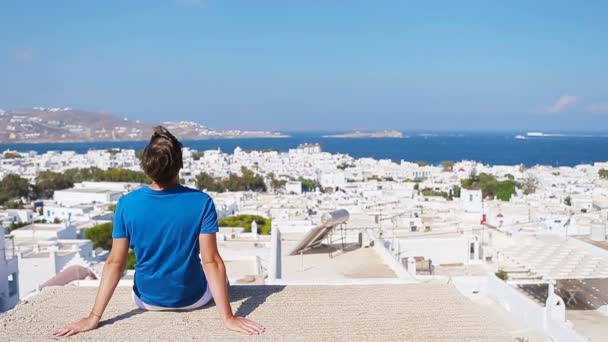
[223,316,265,335]
[52,314,100,337]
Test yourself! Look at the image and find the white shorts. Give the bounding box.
[132,286,213,311]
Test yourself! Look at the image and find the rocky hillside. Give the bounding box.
[0,107,285,143]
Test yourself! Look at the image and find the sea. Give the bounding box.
[1,132,608,167]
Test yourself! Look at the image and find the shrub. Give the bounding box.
[85,223,113,250]
[218,215,271,235]
[495,270,508,281]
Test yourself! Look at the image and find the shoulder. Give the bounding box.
[179,186,214,203]
[116,187,147,207]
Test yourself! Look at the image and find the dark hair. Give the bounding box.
[140,126,183,186]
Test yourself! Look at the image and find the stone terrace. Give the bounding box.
[1,285,518,341]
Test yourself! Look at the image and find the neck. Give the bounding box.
[150,179,179,190]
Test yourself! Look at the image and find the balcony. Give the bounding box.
[0,284,529,341]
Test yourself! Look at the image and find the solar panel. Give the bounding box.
[289,209,350,255]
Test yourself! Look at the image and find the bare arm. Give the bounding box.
[53,238,129,337]
[199,233,265,335]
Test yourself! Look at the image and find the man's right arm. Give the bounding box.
[199,233,265,335]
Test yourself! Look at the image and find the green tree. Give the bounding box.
[271,178,287,191]
[64,167,147,183]
[0,174,31,204]
[496,180,517,201]
[5,201,21,209]
[239,167,266,192]
[421,188,448,198]
[9,221,29,232]
[191,151,205,161]
[564,196,572,206]
[218,215,272,235]
[195,168,266,193]
[298,177,320,192]
[452,185,461,198]
[599,169,608,179]
[461,173,516,201]
[195,172,224,192]
[85,223,113,250]
[34,171,74,199]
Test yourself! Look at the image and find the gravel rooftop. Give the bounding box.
[0,284,518,341]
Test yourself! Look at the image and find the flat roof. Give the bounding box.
[13,224,65,232]
[55,188,119,194]
[1,285,521,341]
[499,235,608,280]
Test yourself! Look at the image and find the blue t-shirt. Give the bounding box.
[112,185,219,308]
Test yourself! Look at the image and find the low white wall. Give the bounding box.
[375,239,415,281]
[486,274,546,332]
[17,256,55,299]
[485,274,586,342]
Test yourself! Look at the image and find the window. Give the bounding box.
[8,273,18,296]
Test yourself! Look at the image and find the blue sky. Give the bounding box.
[1,0,607,131]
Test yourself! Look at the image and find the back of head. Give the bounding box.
[140,126,183,186]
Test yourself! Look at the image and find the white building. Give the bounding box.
[52,181,141,206]
[11,224,96,299]
[461,188,483,213]
[285,181,303,195]
[42,204,95,222]
[0,228,19,312]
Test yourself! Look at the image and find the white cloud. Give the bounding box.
[10,49,34,64]
[586,103,608,114]
[543,94,579,113]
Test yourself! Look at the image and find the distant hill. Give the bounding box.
[0,107,286,143]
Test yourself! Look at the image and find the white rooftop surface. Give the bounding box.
[0,285,541,341]
[12,224,66,232]
[566,310,608,341]
[280,232,398,282]
[224,260,259,282]
[56,188,120,194]
[498,235,608,280]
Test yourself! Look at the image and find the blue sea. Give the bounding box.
[1,132,608,167]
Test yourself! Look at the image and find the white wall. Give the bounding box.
[396,237,469,265]
[0,230,20,312]
[485,275,586,342]
[461,189,483,213]
[285,181,302,195]
[16,240,93,299]
[54,190,122,206]
[11,224,76,240]
[17,255,55,299]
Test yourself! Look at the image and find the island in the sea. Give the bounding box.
[323,130,405,139]
[0,107,288,143]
